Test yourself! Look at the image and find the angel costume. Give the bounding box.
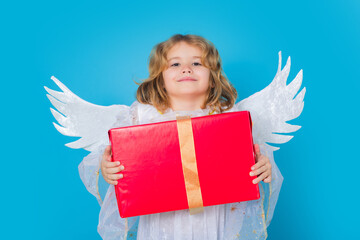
[45,52,305,240]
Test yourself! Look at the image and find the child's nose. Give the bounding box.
[182,65,192,74]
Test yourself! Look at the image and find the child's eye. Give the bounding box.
[171,63,180,67]
[193,62,202,66]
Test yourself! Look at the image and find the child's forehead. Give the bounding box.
[168,56,201,61]
[166,42,204,59]
[169,42,202,51]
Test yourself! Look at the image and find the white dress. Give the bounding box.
[79,101,283,240]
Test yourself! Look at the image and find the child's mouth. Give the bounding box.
[178,77,196,82]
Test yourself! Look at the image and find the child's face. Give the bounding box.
[162,42,210,105]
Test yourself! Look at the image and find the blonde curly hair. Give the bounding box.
[136,34,237,113]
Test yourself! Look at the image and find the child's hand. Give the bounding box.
[250,144,272,184]
[101,145,124,185]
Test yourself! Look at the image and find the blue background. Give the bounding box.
[1,0,359,239]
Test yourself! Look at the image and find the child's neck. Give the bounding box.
[170,97,205,111]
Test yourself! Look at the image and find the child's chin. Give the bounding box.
[176,91,207,97]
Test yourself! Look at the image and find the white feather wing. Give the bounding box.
[45,76,130,152]
[236,52,306,151]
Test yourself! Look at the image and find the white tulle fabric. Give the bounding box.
[79,101,283,240]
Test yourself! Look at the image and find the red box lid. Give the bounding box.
[108,111,260,218]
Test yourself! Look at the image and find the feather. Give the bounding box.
[236,52,305,151]
[45,77,131,152]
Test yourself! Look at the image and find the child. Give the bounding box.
[99,34,273,240]
[47,33,304,240]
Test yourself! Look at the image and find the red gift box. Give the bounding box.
[108,111,260,218]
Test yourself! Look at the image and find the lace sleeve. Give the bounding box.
[78,144,108,205]
[78,102,136,205]
[97,101,140,239]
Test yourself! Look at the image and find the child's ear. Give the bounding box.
[210,79,215,88]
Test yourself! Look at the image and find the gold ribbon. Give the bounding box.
[176,115,204,214]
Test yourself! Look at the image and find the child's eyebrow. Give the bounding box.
[168,56,201,61]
